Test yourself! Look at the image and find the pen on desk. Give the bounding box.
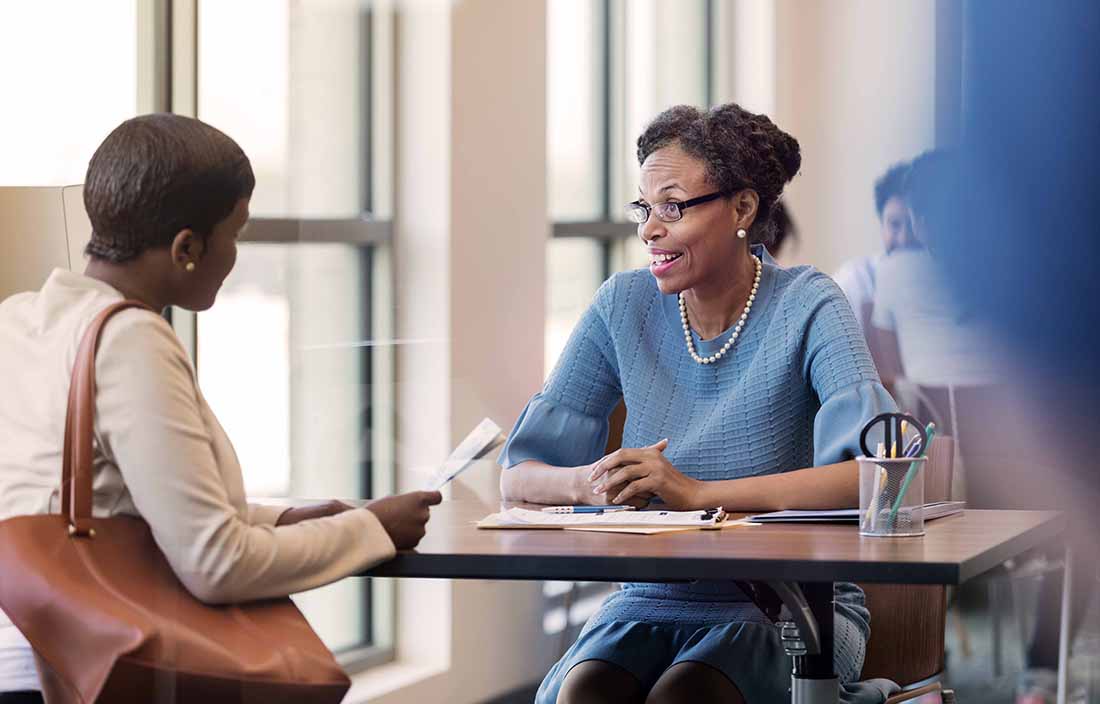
[541,505,636,514]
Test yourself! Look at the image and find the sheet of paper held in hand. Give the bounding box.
[423,418,506,491]
[477,508,758,535]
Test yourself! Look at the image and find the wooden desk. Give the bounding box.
[360,502,1065,703]
[362,501,1064,586]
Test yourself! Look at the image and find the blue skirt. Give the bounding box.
[535,614,866,704]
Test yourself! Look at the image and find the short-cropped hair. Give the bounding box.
[83,114,255,263]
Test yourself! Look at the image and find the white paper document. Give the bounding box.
[477,507,755,534]
[423,418,506,491]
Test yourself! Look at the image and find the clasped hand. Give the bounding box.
[587,439,704,510]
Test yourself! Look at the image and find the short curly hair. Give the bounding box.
[636,103,801,245]
[84,113,255,263]
[873,161,911,218]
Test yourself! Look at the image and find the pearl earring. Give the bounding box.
[736,228,747,239]
[185,262,196,273]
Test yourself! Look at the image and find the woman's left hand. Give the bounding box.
[588,439,705,510]
[275,499,354,526]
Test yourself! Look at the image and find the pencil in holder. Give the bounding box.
[857,456,927,537]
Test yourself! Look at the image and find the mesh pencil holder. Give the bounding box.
[857,456,927,537]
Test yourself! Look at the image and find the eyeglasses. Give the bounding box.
[624,191,726,224]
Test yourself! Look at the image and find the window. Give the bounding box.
[194,0,395,665]
[0,1,138,185]
[545,0,714,374]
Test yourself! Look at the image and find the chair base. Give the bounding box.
[791,675,839,704]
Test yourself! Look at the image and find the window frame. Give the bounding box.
[150,0,397,673]
[550,0,718,279]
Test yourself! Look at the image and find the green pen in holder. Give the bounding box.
[886,423,937,530]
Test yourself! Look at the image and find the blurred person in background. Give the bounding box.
[869,150,1001,391]
[767,200,797,260]
[833,161,917,336]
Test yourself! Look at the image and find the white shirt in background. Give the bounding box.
[832,254,883,330]
[0,269,395,692]
[871,249,1000,387]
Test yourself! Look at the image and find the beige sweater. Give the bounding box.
[0,269,395,691]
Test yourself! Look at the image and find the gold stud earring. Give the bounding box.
[185,262,196,273]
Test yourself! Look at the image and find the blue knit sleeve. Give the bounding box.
[800,273,898,465]
[499,278,623,469]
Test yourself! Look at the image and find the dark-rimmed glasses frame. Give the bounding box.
[624,191,727,224]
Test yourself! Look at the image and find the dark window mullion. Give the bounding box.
[601,0,613,222]
[359,244,374,646]
[362,6,374,215]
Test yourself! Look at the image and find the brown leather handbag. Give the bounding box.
[0,302,351,703]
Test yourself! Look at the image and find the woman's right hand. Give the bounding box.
[583,462,653,508]
[365,491,443,550]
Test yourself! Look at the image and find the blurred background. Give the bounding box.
[0,1,1096,702]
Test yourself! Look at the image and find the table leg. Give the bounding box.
[1057,544,1073,704]
[769,581,839,704]
[991,577,1003,677]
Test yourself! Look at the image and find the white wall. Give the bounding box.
[772,0,937,272]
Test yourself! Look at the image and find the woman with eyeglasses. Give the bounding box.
[499,104,897,704]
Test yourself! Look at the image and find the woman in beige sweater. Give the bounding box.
[0,114,441,700]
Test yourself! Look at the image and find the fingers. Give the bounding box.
[593,464,648,495]
[420,490,443,506]
[588,451,622,482]
[589,440,670,481]
[590,456,640,486]
[613,478,655,504]
[589,448,642,481]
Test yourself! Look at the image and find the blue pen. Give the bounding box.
[902,434,923,458]
[541,505,636,514]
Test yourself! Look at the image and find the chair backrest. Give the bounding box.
[859,583,947,685]
[0,185,90,301]
[604,400,628,455]
[923,435,954,504]
[916,384,1037,509]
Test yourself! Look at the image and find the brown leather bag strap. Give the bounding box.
[61,300,154,535]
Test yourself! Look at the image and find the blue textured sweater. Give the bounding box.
[500,246,897,644]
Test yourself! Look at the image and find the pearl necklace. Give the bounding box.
[679,254,762,365]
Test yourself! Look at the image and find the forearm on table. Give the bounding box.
[696,460,859,512]
[499,460,592,505]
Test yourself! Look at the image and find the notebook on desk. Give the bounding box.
[750,501,965,524]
